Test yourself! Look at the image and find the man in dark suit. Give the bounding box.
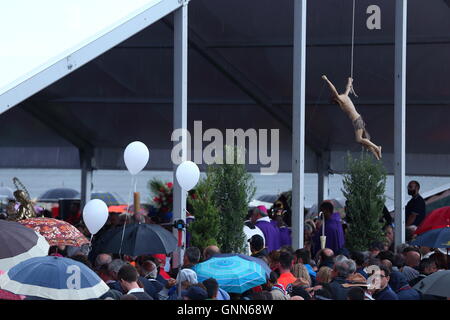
[118,264,153,300]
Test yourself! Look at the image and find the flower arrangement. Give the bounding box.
[149,179,173,214]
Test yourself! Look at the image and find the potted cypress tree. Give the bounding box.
[342,152,387,252]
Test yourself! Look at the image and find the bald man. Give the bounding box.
[405,251,421,269]
[203,245,221,261]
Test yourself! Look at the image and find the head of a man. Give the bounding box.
[375,265,391,291]
[332,258,356,279]
[407,181,420,197]
[250,235,265,254]
[419,258,437,276]
[183,247,201,266]
[202,278,219,299]
[278,251,294,273]
[405,251,421,269]
[117,264,140,293]
[95,253,112,271]
[108,259,126,281]
[140,260,157,279]
[251,206,268,224]
[319,248,335,265]
[203,246,220,261]
[295,248,311,265]
[350,251,367,268]
[319,202,334,220]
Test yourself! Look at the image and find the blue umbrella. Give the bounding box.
[411,227,450,249]
[91,192,123,206]
[0,256,109,300]
[193,254,269,294]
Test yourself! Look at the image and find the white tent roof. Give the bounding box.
[0,0,180,113]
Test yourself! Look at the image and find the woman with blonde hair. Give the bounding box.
[292,263,312,287]
[316,266,333,284]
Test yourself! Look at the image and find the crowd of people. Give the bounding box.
[2,178,447,300]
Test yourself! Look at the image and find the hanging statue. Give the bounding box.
[322,75,382,160]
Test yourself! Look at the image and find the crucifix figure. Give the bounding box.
[322,75,382,160]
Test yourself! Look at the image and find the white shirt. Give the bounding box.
[128,287,145,294]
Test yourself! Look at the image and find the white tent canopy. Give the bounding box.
[0,0,180,113]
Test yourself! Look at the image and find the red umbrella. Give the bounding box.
[18,218,89,247]
[415,206,450,235]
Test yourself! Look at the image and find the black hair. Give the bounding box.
[202,278,219,299]
[185,247,201,264]
[350,251,366,267]
[378,264,391,277]
[279,251,294,270]
[376,251,394,264]
[418,258,436,274]
[347,287,365,300]
[117,264,138,283]
[295,248,311,265]
[250,235,264,252]
[319,201,334,213]
[409,180,420,189]
[269,271,279,284]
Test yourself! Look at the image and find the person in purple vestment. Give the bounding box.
[251,206,281,253]
[312,201,345,256]
[270,208,292,247]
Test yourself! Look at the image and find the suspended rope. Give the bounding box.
[350,0,358,97]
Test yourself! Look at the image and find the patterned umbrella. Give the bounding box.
[411,227,450,249]
[193,254,269,294]
[18,218,89,247]
[0,220,49,271]
[0,256,109,300]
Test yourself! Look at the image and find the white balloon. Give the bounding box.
[124,141,150,175]
[176,161,200,191]
[83,199,108,235]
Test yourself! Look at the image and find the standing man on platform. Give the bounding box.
[405,181,426,228]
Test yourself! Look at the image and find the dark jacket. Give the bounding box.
[373,286,399,300]
[129,291,153,300]
[389,271,421,300]
[138,276,163,300]
[328,277,350,300]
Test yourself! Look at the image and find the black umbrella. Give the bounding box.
[0,220,49,270]
[38,188,80,202]
[95,223,177,256]
[413,270,450,298]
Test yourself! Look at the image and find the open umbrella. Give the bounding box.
[413,270,450,298]
[193,254,269,294]
[18,217,89,247]
[38,188,80,202]
[415,206,450,235]
[95,223,177,256]
[411,227,450,249]
[91,192,123,206]
[0,220,49,271]
[0,256,109,300]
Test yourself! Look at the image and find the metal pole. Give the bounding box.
[318,153,330,206]
[292,0,307,250]
[394,0,407,249]
[173,1,188,293]
[80,149,93,210]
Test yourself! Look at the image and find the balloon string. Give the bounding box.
[119,175,135,256]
